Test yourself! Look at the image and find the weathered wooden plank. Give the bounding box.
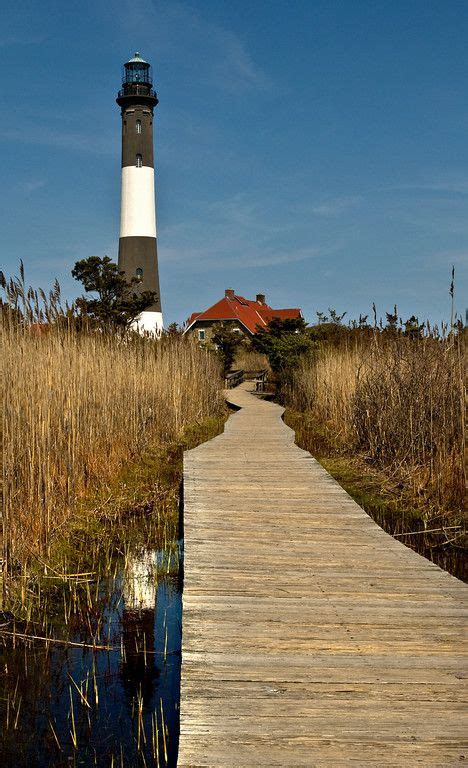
[179,382,468,766]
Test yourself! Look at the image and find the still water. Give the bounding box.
[0,547,182,767]
[364,505,467,583]
[1,506,465,767]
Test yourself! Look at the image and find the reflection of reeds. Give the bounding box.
[1,273,223,578]
[289,333,465,514]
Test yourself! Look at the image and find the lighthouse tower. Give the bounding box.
[117,53,163,333]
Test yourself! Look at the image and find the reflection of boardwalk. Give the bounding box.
[179,382,468,766]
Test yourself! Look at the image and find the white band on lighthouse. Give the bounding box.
[119,166,157,238]
[131,311,164,335]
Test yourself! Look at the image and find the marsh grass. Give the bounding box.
[0,270,221,767]
[288,332,465,518]
[285,408,467,580]
[1,276,224,591]
[233,346,270,374]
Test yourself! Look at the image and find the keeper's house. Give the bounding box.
[184,289,302,342]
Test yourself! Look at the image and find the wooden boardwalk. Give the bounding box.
[179,382,467,766]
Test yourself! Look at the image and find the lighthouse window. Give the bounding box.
[136,119,142,134]
[136,154,143,168]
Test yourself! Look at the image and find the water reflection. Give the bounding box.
[365,506,467,583]
[0,546,181,767]
[122,549,158,708]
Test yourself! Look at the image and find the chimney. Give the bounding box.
[225,288,235,299]
[256,293,266,305]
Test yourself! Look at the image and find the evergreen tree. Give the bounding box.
[403,315,425,340]
[72,256,157,330]
[252,317,313,376]
[211,323,243,373]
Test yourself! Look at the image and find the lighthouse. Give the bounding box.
[117,53,163,334]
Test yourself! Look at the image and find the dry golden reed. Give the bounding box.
[1,320,223,570]
[233,346,270,373]
[289,333,465,513]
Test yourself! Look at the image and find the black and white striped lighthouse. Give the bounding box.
[117,53,163,333]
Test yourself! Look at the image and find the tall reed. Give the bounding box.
[289,333,465,514]
[1,310,223,573]
[233,346,270,373]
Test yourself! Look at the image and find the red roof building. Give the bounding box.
[185,289,302,340]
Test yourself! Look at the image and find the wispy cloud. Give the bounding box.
[381,193,468,236]
[430,249,468,266]
[160,241,323,270]
[0,127,117,155]
[206,192,300,238]
[0,34,45,48]
[117,0,270,93]
[0,6,46,49]
[387,177,468,195]
[309,195,362,217]
[159,191,336,272]
[17,179,47,194]
[208,194,260,227]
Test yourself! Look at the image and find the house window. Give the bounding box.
[136,154,143,167]
[136,267,143,280]
[198,329,206,341]
[136,119,142,134]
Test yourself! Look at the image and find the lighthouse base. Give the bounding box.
[131,311,164,336]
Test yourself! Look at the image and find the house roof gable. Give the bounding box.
[185,293,302,334]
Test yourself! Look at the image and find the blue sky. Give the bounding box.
[1,0,467,326]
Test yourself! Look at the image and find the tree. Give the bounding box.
[316,311,328,324]
[309,308,351,346]
[211,323,243,373]
[252,317,314,377]
[328,307,347,324]
[72,256,157,330]
[165,322,184,336]
[316,308,346,325]
[403,315,425,340]
[383,305,399,336]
